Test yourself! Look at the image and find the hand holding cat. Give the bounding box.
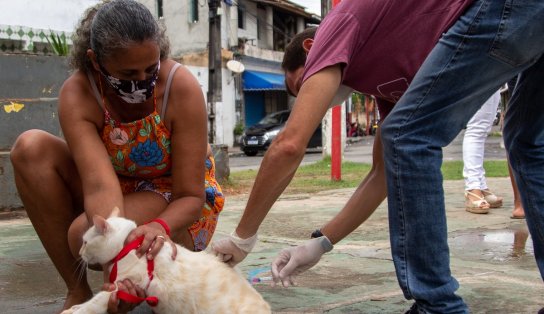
[125,222,177,261]
[271,236,334,287]
[103,280,145,313]
[211,231,258,266]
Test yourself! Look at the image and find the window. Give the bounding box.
[157,0,163,18]
[238,6,245,29]
[188,0,199,23]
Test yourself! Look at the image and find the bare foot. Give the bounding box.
[511,206,525,219]
[61,286,93,312]
[511,229,529,257]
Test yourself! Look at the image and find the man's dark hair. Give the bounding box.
[281,27,317,72]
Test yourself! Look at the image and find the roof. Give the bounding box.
[249,0,321,23]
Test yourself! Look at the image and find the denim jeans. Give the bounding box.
[380,0,544,313]
[463,91,501,191]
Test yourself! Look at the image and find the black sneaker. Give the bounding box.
[405,303,421,314]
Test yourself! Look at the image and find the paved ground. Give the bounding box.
[1,129,542,313]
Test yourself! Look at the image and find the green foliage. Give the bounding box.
[233,123,245,136]
[224,158,510,195]
[45,31,69,56]
[351,92,362,104]
[441,160,509,180]
[482,160,510,177]
[440,161,465,180]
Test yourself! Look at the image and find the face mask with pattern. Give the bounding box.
[99,61,160,104]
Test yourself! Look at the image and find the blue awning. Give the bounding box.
[242,70,285,91]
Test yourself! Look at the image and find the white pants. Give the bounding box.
[463,90,501,191]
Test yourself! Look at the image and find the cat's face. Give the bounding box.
[80,215,137,265]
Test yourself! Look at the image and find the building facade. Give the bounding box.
[0,0,319,147]
[140,0,320,146]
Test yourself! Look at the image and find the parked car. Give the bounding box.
[240,109,322,156]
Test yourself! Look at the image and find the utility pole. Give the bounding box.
[321,0,331,17]
[321,0,344,181]
[207,0,222,144]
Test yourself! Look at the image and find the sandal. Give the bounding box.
[465,190,490,214]
[482,189,503,208]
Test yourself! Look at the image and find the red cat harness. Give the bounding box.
[109,235,159,307]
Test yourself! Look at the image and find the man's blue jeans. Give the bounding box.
[380,0,544,313]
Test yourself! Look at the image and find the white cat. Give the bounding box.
[62,210,271,314]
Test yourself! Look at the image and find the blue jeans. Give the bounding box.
[380,0,544,313]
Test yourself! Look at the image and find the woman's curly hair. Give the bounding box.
[69,0,170,71]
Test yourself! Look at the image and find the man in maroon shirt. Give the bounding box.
[213,0,544,312]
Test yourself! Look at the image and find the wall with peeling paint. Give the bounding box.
[0,54,230,210]
[0,54,68,209]
[0,54,68,151]
[0,54,69,210]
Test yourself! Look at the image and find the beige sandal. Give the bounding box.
[482,189,503,208]
[465,190,490,214]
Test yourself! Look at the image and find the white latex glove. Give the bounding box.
[271,236,333,287]
[210,231,257,267]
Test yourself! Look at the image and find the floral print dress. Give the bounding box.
[92,67,224,251]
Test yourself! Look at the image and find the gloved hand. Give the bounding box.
[211,231,258,267]
[271,236,333,287]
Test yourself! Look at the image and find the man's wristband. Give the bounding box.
[311,229,333,252]
[311,229,324,239]
[147,218,171,236]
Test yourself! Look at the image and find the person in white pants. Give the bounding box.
[463,90,503,214]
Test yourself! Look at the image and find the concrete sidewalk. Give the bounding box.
[0,176,541,313]
[1,128,541,313]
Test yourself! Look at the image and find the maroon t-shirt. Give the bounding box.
[302,0,475,118]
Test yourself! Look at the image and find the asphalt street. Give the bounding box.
[229,126,507,171]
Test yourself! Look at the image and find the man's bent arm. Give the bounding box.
[235,65,343,239]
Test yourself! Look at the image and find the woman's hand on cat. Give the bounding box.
[125,224,177,260]
[211,231,258,266]
[103,280,145,313]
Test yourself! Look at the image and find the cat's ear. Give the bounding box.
[92,215,109,235]
[109,207,120,218]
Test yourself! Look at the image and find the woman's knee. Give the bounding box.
[11,130,63,168]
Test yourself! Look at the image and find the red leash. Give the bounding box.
[109,236,159,307]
